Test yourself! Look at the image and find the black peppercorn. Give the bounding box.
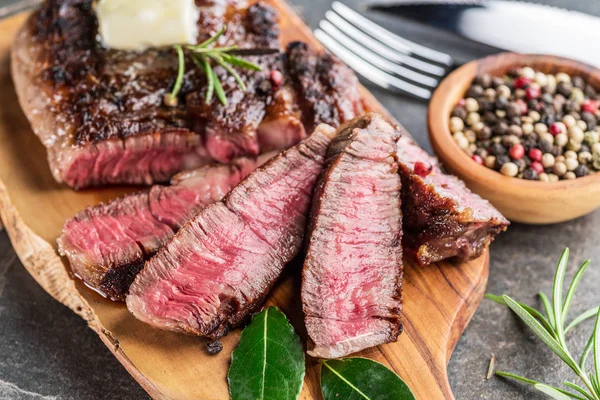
[451,106,467,120]
[506,102,522,118]
[508,125,523,137]
[565,100,581,113]
[206,341,223,355]
[493,121,509,136]
[581,144,591,153]
[572,76,585,89]
[523,138,538,152]
[523,168,539,180]
[574,164,589,177]
[476,126,492,140]
[495,96,509,110]
[467,84,484,98]
[539,139,553,154]
[581,111,597,129]
[585,84,597,98]
[557,81,573,97]
[483,111,497,124]
[474,74,492,89]
[491,77,504,88]
[478,139,492,149]
[489,142,506,156]
[541,114,556,126]
[541,93,553,104]
[495,154,511,169]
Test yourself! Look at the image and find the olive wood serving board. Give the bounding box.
[0,4,489,399]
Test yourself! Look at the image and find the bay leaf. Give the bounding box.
[228,306,305,400]
[320,357,416,400]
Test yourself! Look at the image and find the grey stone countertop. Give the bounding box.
[1,0,600,399]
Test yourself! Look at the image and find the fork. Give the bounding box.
[315,1,455,100]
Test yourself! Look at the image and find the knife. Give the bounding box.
[367,0,600,68]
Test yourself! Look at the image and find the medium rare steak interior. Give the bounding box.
[58,155,270,301]
[302,114,403,359]
[12,0,363,189]
[126,124,336,339]
[396,135,510,266]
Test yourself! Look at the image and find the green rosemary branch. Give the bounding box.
[486,248,600,400]
[165,26,278,107]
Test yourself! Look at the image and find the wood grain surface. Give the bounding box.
[428,53,600,224]
[0,3,489,399]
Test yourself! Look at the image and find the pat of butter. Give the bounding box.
[96,0,199,50]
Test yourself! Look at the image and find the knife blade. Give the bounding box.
[368,0,600,68]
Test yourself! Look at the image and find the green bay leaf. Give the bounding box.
[320,358,416,400]
[228,306,305,400]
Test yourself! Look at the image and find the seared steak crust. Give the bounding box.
[396,135,509,266]
[58,156,267,301]
[286,41,364,131]
[302,114,403,359]
[126,124,336,339]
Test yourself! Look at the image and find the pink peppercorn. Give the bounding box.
[456,98,466,107]
[509,144,525,160]
[549,122,563,135]
[414,161,433,177]
[471,155,484,165]
[530,161,544,174]
[513,76,531,89]
[581,99,599,114]
[525,86,541,100]
[528,148,542,162]
[270,70,283,87]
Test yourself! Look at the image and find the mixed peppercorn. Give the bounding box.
[450,67,600,181]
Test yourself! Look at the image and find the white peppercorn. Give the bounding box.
[564,171,577,180]
[449,117,464,133]
[539,172,550,182]
[556,72,571,83]
[567,138,582,152]
[555,133,568,147]
[534,72,547,87]
[521,67,535,80]
[592,142,600,154]
[579,151,592,164]
[548,173,560,183]
[540,132,555,144]
[465,130,477,143]
[564,150,578,160]
[484,155,496,169]
[577,119,588,131]
[565,157,579,171]
[466,112,481,126]
[553,161,567,176]
[522,122,534,135]
[497,85,511,98]
[529,111,541,122]
[563,114,576,128]
[534,122,548,134]
[542,153,555,168]
[500,162,519,177]
[465,98,479,112]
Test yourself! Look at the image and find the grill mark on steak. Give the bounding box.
[58,154,271,301]
[126,124,336,339]
[302,113,403,359]
[396,135,509,266]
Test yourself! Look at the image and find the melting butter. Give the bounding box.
[96,0,199,50]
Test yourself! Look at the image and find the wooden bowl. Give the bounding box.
[428,53,600,224]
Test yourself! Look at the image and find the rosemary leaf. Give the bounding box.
[553,248,570,343]
[204,58,215,104]
[563,260,591,325]
[189,45,239,54]
[594,309,600,387]
[485,294,554,334]
[495,371,538,385]
[209,53,247,92]
[212,68,227,106]
[565,381,596,400]
[534,383,585,400]
[567,307,600,333]
[540,292,557,330]
[169,44,186,102]
[502,295,580,372]
[196,25,227,48]
[580,334,594,371]
[221,53,263,71]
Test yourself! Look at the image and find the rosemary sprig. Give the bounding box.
[165,26,279,107]
[486,248,600,400]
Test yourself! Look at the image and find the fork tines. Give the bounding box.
[315,1,454,100]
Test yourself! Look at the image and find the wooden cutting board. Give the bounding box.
[0,3,489,399]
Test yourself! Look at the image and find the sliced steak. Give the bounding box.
[57,154,271,301]
[396,135,509,266]
[126,124,336,339]
[302,114,403,359]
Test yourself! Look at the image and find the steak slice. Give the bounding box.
[57,154,271,301]
[126,124,336,339]
[302,114,403,359]
[396,135,509,266]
